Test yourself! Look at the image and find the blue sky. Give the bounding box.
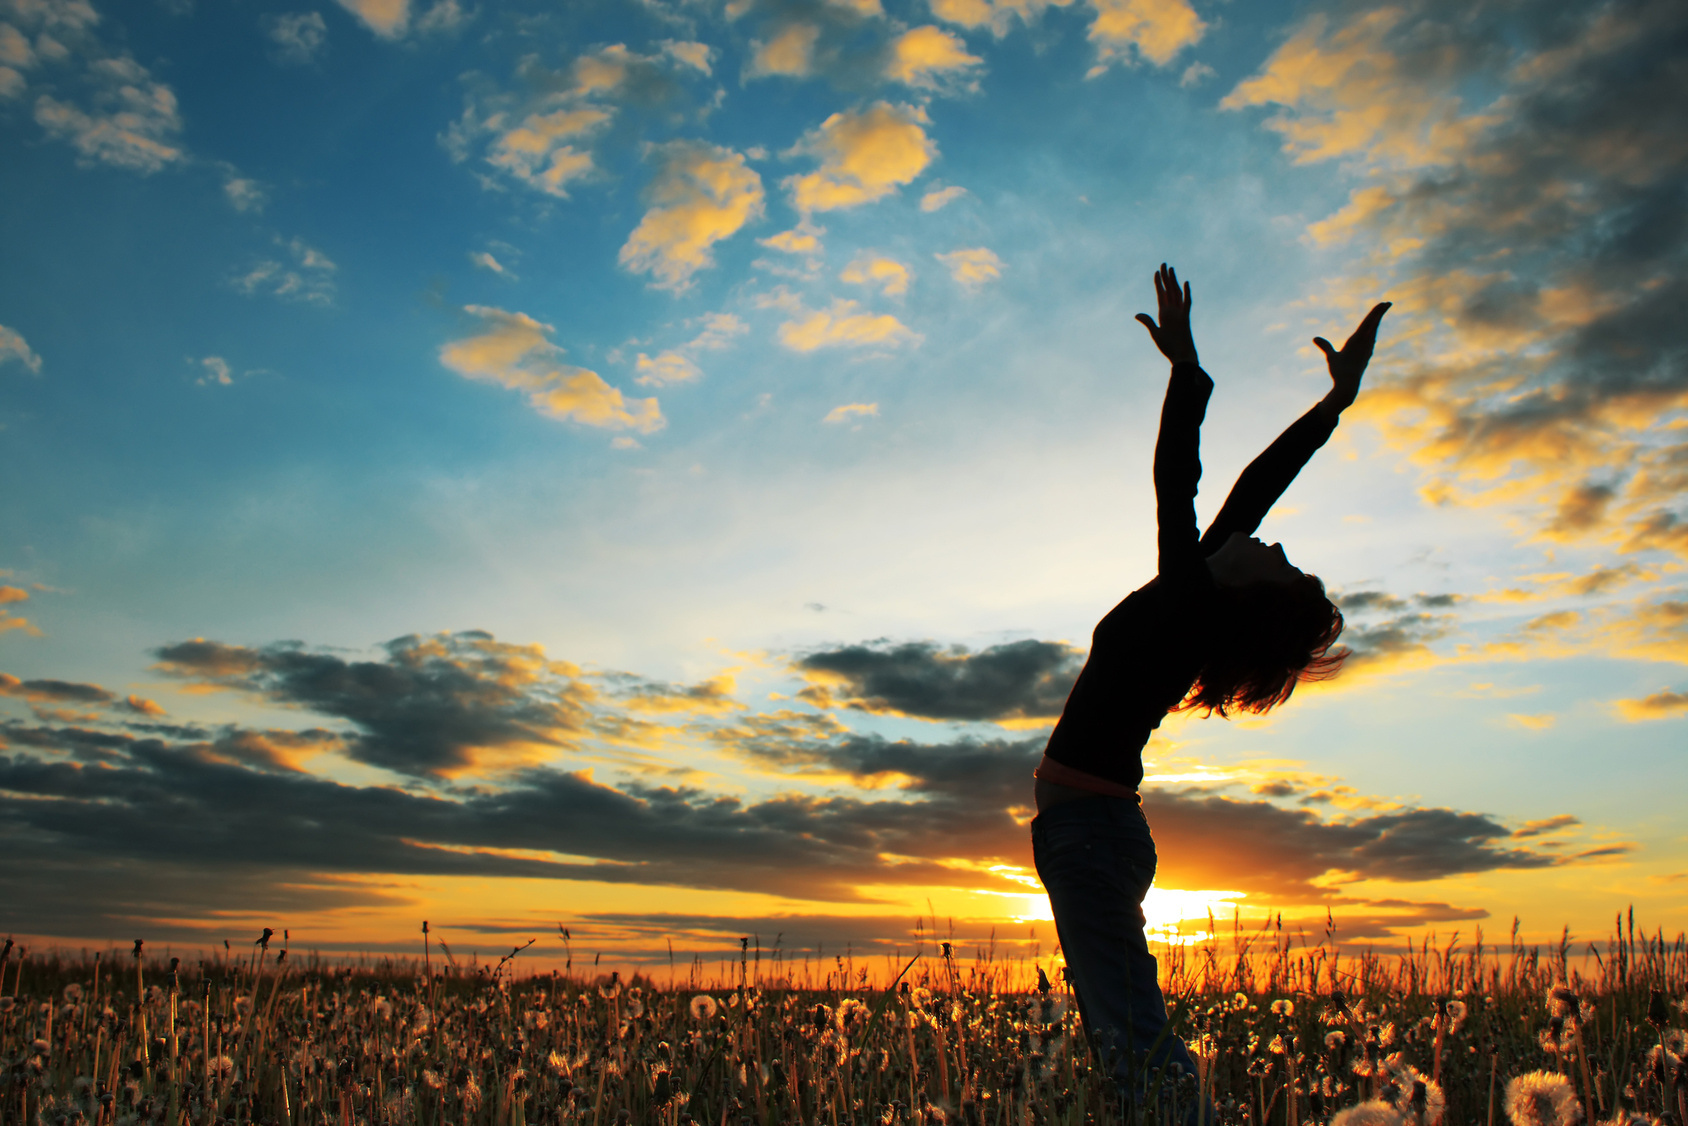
[1,0,1684,965]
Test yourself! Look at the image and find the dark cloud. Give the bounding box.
[797,639,1081,722]
[152,631,588,778]
[0,631,1607,945]
[1235,0,1688,557]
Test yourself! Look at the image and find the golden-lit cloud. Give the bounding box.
[1224,0,1688,632]
[776,299,920,352]
[759,222,824,255]
[840,254,910,297]
[0,324,42,373]
[785,103,935,213]
[747,22,820,78]
[633,351,702,387]
[1086,0,1205,73]
[1614,688,1688,722]
[333,0,409,37]
[919,184,967,211]
[620,141,765,292]
[822,402,878,424]
[0,586,40,636]
[440,306,663,433]
[484,106,608,198]
[935,246,1003,288]
[884,25,981,89]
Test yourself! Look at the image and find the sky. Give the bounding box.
[1,0,1684,972]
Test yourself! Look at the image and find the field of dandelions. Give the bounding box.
[2,914,1684,1126]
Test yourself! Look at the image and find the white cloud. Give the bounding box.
[195,356,232,386]
[222,174,265,213]
[263,12,327,63]
[785,103,936,213]
[470,250,515,277]
[685,312,749,351]
[619,141,765,292]
[885,25,981,89]
[32,54,185,173]
[440,305,664,433]
[776,299,920,352]
[935,246,1003,288]
[0,324,43,374]
[660,39,713,74]
[1180,60,1214,87]
[919,184,967,211]
[230,238,337,305]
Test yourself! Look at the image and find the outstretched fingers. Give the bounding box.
[1342,301,1392,354]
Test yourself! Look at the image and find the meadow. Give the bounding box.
[1,912,1683,1126]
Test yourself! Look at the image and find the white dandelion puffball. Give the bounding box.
[1331,1101,1407,1126]
[1505,1071,1581,1126]
[689,995,718,1021]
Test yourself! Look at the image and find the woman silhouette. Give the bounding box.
[1032,264,1389,1096]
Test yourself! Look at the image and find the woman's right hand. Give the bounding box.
[1135,263,1199,366]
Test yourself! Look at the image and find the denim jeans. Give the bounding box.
[1031,795,1201,1089]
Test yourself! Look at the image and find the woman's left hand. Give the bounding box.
[1314,301,1391,414]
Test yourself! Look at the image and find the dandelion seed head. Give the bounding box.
[1330,1099,1406,1126]
[1547,987,1579,1019]
[63,984,84,1003]
[1505,1071,1580,1126]
[689,995,718,1021]
[1445,1001,1467,1029]
[1272,999,1295,1017]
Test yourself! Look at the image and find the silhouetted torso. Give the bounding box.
[1041,362,1337,791]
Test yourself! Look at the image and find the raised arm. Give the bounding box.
[1198,301,1390,553]
[1137,265,1215,582]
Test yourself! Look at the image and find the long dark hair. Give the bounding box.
[1176,573,1347,717]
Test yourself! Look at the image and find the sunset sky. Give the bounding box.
[2,0,1684,972]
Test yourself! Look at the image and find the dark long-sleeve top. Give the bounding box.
[1039,361,1338,793]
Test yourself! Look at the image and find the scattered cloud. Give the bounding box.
[935,246,1002,288]
[919,184,967,211]
[620,141,765,292]
[759,221,824,256]
[840,254,910,297]
[194,356,231,386]
[884,25,981,90]
[439,306,664,433]
[221,173,265,213]
[633,351,702,387]
[775,299,919,352]
[1179,61,1214,87]
[263,11,327,64]
[1086,0,1206,74]
[0,324,42,374]
[484,106,609,198]
[469,250,514,277]
[660,40,713,75]
[746,21,821,79]
[1614,688,1688,722]
[929,0,1074,39]
[1506,713,1556,731]
[229,237,337,305]
[822,402,878,425]
[33,54,185,173]
[0,586,38,636]
[785,103,935,213]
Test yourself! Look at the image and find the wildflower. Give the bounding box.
[911,987,932,1011]
[597,977,622,1000]
[1330,1101,1406,1126]
[1272,1000,1295,1018]
[1327,1031,1349,1051]
[1547,987,1579,1019]
[373,998,392,1020]
[207,1056,236,1080]
[1445,1001,1467,1030]
[627,997,645,1018]
[689,995,718,1021]
[1269,1035,1288,1055]
[1505,1071,1580,1126]
[32,1038,50,1054]
[1234,993,1249,1008]
[63,984,84,1003]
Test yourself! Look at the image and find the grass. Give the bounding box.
[1,911,1683,1126]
